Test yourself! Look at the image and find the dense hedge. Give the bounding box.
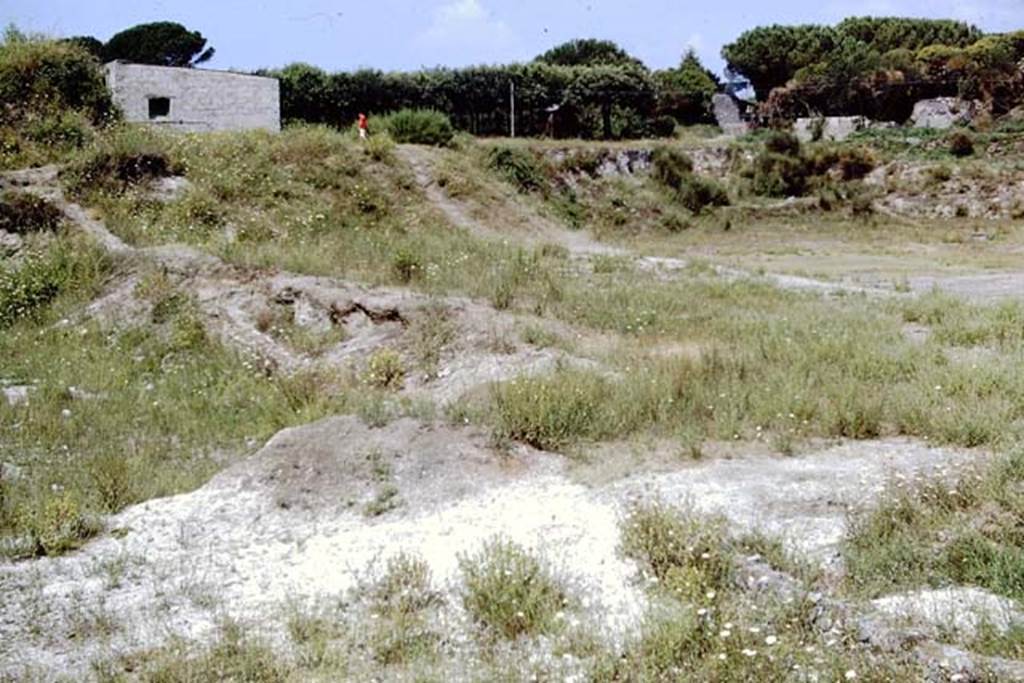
[266,43,720,139]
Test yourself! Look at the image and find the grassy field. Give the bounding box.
[3,120,1024,679]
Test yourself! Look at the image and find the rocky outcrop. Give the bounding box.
[910,98,980,130]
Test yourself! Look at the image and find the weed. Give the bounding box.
[410,306,455,377]
[844,450,1024,601]
[491,369,612,451]
[363,484,401,517]
[363,348,405,390]
[621,501,734,602]
[459,536,570,640]
[371,552,443,617]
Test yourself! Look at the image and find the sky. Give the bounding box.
[5,0,1023,77]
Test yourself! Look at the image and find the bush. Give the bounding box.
[764,130,802,156]
[676,174,730,213]
[752,151,811,197]
[652,146,730,213]
[459,537,569,639]
[492,370,612,450]
[648,115,678,138]
[0,192,62,234]
[378,109,454,146]
[486,146,548,193]
[948,130,975,157]
[0,35,112,126]
[363,348,405,390]
[620,502,734,600]
[651,146,694,189]
[807,145,877,181]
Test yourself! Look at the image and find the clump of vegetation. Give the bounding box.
[378,109,454,147]
[486,145,548,193]
[0,29,113,169]
[491,369,613,451]
[132,620,287,682]
[62,125,179,196]
[752,132,811,197]
[0,191,63,234]
[0,238,110,328]
[844,449,1024,601]
[459,536,570,639]
[651,146,729,213]
[948,129,975,157]
[371,552,443,616]
[620,501,734,602]
[808,144,878,181]
[363,348,405,390]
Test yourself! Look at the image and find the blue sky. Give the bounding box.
[5,0,1022,76]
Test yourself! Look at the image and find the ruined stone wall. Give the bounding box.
[105,62,280,133]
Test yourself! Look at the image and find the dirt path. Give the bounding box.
[398,145,624,257]
[396,146,1024,304]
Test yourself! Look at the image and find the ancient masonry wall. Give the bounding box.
[105,62,280,133]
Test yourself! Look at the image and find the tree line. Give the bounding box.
[262,41,718,140]
[41,16,1024,137]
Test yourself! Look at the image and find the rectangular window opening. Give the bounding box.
[148,97,170,119]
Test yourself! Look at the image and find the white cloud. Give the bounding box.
[416,0,517,64]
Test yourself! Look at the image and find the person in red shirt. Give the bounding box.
[358,113,368,140]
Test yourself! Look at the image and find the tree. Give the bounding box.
[836,17,982,54]
[722,24,836,100]
[564,65,656,139]
[272,63,331,125]
[536,39,645,68]
[61,36,104,59]
[103,22,214,67]
[655,50,720,125]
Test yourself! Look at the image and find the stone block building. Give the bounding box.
[104,61,280,133]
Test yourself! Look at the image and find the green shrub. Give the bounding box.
[378,109,454,146]
[486,146,548,193]
[652,146,729,213]
[492,369,612,451]
[459,537,569,639]
[363,348,405,390]
[363,131,396,162]
[20,490,102,557]
[651,146,694,188]
[371,552,443,616]
[0,34,112,126]
[752,151,811,197]
[763,130,802,156]
[649,115,678,138]
[62,125,179,196]
[676,174,730,213]
[621,502,734,601]
[391,247,422,283]
[0,192,63,234]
